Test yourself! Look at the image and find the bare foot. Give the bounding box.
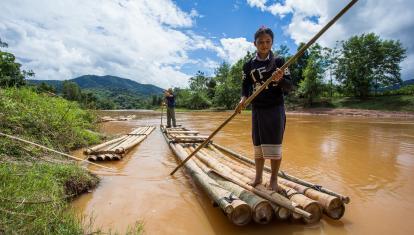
[247,178,262,187]
[267,178,278,191]
[265,182,288,196]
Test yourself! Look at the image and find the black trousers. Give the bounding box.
[252,105,286,159]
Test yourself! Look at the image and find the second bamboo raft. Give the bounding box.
[161,125,349,226]
[84,126,155,161]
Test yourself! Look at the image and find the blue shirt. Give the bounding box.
[166,95,175,108]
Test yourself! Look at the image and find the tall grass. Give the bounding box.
[0,87,101,158]
[0,87,108,234]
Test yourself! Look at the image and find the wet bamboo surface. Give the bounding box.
[72,110,414,235]
[84,126,155,161]
[162,125,334,225]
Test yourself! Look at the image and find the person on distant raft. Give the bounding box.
[236,26,292,191]
[164,88,177,128]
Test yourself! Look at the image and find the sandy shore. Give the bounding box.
[287,108,414,118]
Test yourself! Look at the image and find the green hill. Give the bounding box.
[28,75,164,96]
[28,75,164,109]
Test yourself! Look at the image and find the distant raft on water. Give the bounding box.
[84,126,155,161]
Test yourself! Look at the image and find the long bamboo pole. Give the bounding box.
[0,132,117,172]
[170,0,359,175]
[160,104,164,126]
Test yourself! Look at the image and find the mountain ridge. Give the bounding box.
[28,75,164,96]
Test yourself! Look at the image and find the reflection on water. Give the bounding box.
[72,110,414,235]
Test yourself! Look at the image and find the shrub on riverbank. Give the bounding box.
[0,87,100,157]
[0,87,103,234]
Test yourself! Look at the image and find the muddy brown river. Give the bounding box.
[72,110,414,235]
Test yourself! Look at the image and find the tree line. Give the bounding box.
[1,33,410,110]
[173,33,407,109]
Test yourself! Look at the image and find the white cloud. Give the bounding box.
[216,38,256,64]
[247,0,414,80]
[199,58,220,71]
[246,0,268,11]
[0,0,218,88]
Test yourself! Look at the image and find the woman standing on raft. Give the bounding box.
[236,26,293,191]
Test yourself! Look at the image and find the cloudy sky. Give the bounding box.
[1,0,413,88]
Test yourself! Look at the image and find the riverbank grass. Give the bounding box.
[0,87,104,234]
[0,162,98,234]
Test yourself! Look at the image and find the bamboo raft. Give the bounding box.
[84,126,155,161]
[161,125,350,226]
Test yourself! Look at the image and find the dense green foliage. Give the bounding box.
[0,39,34,88]
[289,42,309,86]
[0,87,100,156]
[213,56,252,109]
[297,44,327,106]
[335,33,406,98]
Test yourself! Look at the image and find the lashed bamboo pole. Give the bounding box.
[271,203,291,220]
[85,126,154,159]
[118,126,155,153]
[189,147,280,224]
[0,132,117,172]
[105,135,134,152]
[112,136,138,153]
[84,135,128,154]
[109,126,154,154]
[207,145,336,221]
[170,0,359,175]
[186,146,312,219]
[113,136,141,153]
[210,145,345,219]
[121,128,154,152]
[174,135,208,139]
[171,144,252,225]
[211,143,350,204]
[211,170,312,220]
[88,155,97,161]
[201,146,322,223]
[192,156,273,224]
[278,178,345,219]
[167,131,199,134]
[129,126,148,135]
